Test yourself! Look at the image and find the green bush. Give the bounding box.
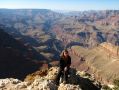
[113,86,119,90]
[114,79,119,87]
[113,79,119,90]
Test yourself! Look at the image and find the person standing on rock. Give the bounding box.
[55,49,71,85]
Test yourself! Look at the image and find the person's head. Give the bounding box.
[61,49,69,58]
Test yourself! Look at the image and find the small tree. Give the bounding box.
[113,79,119,90]
[102,85,112,90]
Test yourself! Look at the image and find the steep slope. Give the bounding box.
[71,42,119,84]
[0,29,43,80]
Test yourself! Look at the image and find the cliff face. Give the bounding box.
[0,9,64,60]
[0,29,43,79]
[0,67,101,90]
[71,42,119,84]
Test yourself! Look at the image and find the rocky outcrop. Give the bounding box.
[58,83,81,90]
[0,67,101,90]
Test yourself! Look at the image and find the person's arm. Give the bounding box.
[59,57,64,68]
[64,57,71,71]
[67,56,71,67]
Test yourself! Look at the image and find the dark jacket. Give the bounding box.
[59,56,71,69]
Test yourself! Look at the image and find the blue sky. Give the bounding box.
[0,0,119,11]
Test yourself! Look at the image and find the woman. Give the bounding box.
[55,49,71,85]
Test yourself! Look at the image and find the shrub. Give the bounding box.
[102,85,112,90]
[113,79,119,90]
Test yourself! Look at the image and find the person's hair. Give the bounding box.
[60,49,69,58]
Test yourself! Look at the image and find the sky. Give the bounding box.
[0,0,119,11]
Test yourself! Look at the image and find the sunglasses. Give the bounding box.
[64,52,68,54]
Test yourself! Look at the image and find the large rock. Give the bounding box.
[29,79,57,90]
[58,83,81,90]
[0,67,101,90]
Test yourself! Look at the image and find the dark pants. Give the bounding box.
[55,66,70,84]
